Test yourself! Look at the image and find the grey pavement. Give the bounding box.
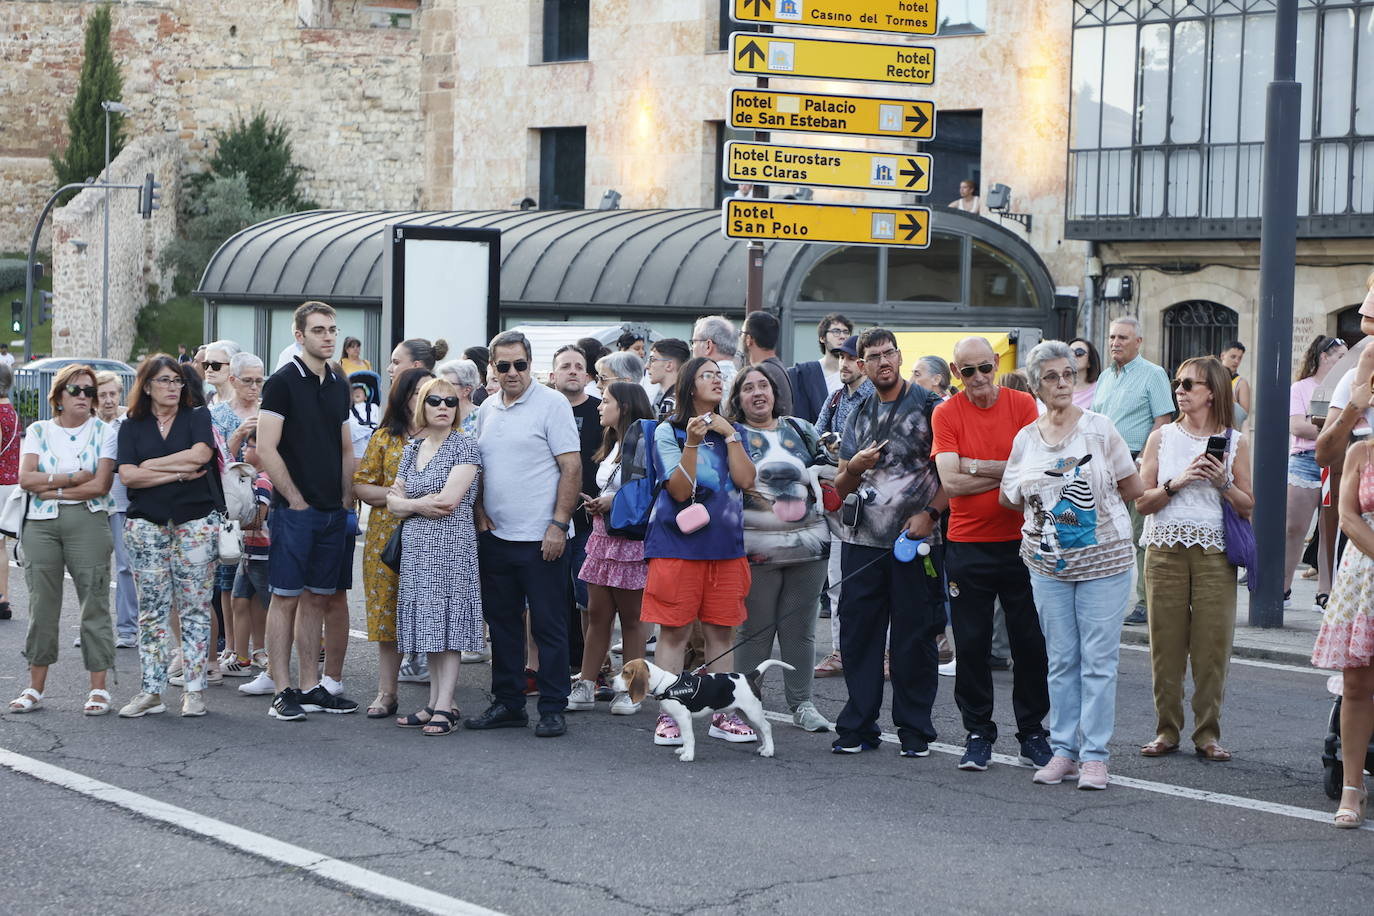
[1,552,1369,915]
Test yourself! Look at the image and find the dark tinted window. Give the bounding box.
[886,233,963,303]
[539,127,586,210]
[969,239,1038,309]
[544,0,589,62]
[800,247,878,303]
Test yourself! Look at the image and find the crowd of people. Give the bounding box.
[6,280,1374,827]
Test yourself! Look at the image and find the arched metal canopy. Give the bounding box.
[195,207,1055,317]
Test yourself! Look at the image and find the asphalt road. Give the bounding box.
[1,556,1370,915]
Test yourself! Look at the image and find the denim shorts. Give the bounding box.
[268,506,349,596]
[215,562,237,592]
[232,558,270,600]
[1288,449,1321,488]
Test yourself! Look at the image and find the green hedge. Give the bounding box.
[0,259,26,291]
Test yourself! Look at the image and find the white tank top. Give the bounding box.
[1141,422,1238,551]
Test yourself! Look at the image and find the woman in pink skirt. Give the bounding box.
[1312,433,1374,828]
[569,382,655,715]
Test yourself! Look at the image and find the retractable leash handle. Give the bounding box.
[893,532,930,562]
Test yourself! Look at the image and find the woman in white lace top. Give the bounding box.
[1136,356,1254,762]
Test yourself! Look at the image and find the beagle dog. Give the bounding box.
[613,658,793,762]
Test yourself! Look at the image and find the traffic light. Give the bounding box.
[31,261,43,284]
[39,292,53,324]
[9,299,21,335]
[139,172,161,219]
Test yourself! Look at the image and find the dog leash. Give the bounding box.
[693,545,902,674]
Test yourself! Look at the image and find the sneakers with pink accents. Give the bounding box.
[709,711,757,743]
[1077,760,1109,790]
[654,713,683,746]
[1033,756,1080,785]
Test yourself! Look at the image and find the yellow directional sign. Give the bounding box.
[730,31,936,85]
[731,0,939,37]
[722,199,930,248]
[725,141,931,194]
[730,89,935,140]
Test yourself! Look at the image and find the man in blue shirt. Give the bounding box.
[1091,317,1175,624]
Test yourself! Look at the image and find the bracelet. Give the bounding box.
[56,487,63,499]
[683,443,700,449]
[549,519,569,532]
[922,505,941,522]
[1161,479,1175,498]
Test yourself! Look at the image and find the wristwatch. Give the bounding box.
[549,519,570,532]
[922,506,941,522]
[725,432,741,444]
[1162,479,1175,497]
[56,487,64,499]
[967,459,979,476]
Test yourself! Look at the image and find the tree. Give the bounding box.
[203,111,316,211]
[51,5,124,190]
[159,173,288,297]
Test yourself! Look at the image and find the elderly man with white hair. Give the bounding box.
[691,315,739,393]
[1090,316,1174,625]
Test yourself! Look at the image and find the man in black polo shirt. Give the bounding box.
[256,301,358,720]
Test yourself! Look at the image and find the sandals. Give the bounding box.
[1334,786,1367,829]
[422,708,460,737]
[1139,738,1179,757]
[1195,742,1232,762]
[0,596,10,620]
[367,693,399,719]
[1314,593,1330,610]
[84,688,112,716]
[396,706,436,728]
[8,687,42,714]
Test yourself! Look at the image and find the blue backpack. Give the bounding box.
[607,419,681,540]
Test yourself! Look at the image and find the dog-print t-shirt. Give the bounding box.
[1001,410,1138,581]
[659,671,739,713]
[645,421,747,561]
[740,419,828,567]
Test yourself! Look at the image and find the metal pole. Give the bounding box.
[744,24,771,316]
[1249,0,1300,628]
[101,109,111,359]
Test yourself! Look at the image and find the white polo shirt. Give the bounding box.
[475,380,580,542]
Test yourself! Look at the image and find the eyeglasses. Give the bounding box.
[204,361,227,372]
[864,348,900,365]
[424,395,460,408]
[1173,377,1209,392]
[237,377,265,387]
[494,360,529,374]
[1041,369,1078,386]
[697,371,723,382]
[958,362,996,378]
[1071,347,1088,358]
[690,338,708,346]
[599,375,627,386]
[825,327,850,337]
[64,384,98,399]
[151,376,185,388]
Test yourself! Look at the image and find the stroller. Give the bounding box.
[1320,673,1374,799]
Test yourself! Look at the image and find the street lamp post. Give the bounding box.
[100,100,131,360]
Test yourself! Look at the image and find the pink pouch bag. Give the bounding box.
[675,502,711,533]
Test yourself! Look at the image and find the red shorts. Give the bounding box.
[641,557,751,628]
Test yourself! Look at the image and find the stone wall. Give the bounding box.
[0,0,424,251]
[50,135,180,359]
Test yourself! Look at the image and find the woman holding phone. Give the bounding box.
[1136,356,1253,762]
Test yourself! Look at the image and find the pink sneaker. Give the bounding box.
[1033,756,1079,785]
[654,713,683,746]
[1077,760,1109,790]
[709,711,757,743]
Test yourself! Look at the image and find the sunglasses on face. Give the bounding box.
[958,362,996,378]
[424,395,460,408]
[1173,377,1209,392]
[1071,347,1088,357]
[204,361,227,372]
[64,384,98,399]
[494,360,529,374]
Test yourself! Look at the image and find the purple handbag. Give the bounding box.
[1219,430,1257,588]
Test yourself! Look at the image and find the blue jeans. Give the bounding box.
[1028,568,1132,763]
[110,511,138,640]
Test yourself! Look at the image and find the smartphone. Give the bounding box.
[1205,435,1228,462]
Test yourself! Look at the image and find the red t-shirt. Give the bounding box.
[931,388,1038,542]
[0,403,19,486]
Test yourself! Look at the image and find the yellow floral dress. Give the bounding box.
[354,427,409,641]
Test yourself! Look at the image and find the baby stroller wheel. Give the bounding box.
[1324,757,1345,801]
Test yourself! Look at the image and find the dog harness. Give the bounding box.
[656,672,738,713]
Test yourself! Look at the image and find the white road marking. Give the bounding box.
[759,710,1371,832]
[1119,642,1324,675]
[0,747,509,916]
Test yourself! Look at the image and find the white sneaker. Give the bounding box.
[610,640,624,655]
[73,634,81,648]
[938,658,957,677]
[114,634,138,649]
[792,701,831,732]
[205,668,223,685]
[320,675,344,697]
[118,691,166,718]
[238,671,276,696]
[610,692,640,715]
[567,678,596,711]
[460,648,491,664]
[397,654,430,683]
[168,652,185,678]
[181,691,207,717]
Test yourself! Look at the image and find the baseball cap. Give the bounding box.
[836,335,860,358]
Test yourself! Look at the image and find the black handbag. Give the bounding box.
[381,521,404,572]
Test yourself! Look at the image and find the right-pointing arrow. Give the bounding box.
[900,159,926,188]
[901,213,924,241]
[906,106,930,135]
[738,40,766,68]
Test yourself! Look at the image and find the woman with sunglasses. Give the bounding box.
[642,357,757,747]
[1283,335,1347,610]
[115,355,221,719]
[201,339,241,406]
[1068,339,1101,409]
[387,377,483,736]
[1136,356,1253,762]
[7,365,118,717]
[354,367,434,718]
